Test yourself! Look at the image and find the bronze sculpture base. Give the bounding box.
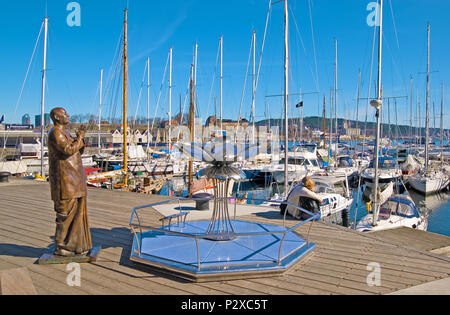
[37,245,102,265]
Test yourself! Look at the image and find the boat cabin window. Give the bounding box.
[379,201,397,220]
[381,159,395,169]
[314,183,334,194]
[280,158,305,165]
[303,159,319,167]
[333,182,346,195]
[297,145,316,154]
[396,202,416,218]
[369,158,396,169]
[309,159,319,167]
[338,157,352,167]
[315,184,327,194]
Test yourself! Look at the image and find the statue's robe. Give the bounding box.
[48,126,92,256]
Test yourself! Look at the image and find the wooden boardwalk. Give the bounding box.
[370,227,450,252]
[0,179,449,295]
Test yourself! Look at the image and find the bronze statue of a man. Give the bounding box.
[48,107,92,257]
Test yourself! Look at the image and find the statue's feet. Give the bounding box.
[54,248,90,257]
[54,248,75,257]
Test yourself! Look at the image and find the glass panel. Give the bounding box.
[379,201,397,219]
[316,186,326,193]
[339,158,351,167]
[305,145,316,153]
[397,203,415,217]
[380,159,395,169]
[334,183,345,195]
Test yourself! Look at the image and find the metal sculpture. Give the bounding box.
[177,142,251,240]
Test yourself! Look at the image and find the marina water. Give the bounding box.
[157,177,450,237]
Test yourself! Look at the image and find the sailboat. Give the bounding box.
[360,5,402,204]
[87,9,131,187]
[409,167,449,195]
[355,0,429,233]
[91,11,187,186]
[355,194,428,232]
[408,24,449,195]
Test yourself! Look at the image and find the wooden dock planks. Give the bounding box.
[0,179,449,295]
[369,227,450,252]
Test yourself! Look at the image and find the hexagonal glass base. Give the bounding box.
[130,220,315,282]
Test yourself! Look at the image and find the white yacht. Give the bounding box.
[408,169,449,195]
[323,155,359,185]
[407,23,450,196]
[279,175,353,221]
[310,175,354,218]
[356,195,428,232]
[269,145,322,184]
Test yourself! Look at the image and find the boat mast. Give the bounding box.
[284,0,289,195]
[372,0,383,227]
[98,69,103,153]
[416,89,419,146]
[356,69,361,142]
[252,30,256,143]
[188,65,194,197]
[425,23,430,172]
[299,88,303,144]
[334,39,338,159]
[40,17,48,177]
[330,88,333,154]
[220,35,224,132]
[439,82,444,165]
[323,95,326,149]
[123,9,128,187]
[410,76,413,142]
[441,82,444,165]
[193,43,198,142]
[169,47,173,150]
[194,43,198,89]
[147,58,150,154]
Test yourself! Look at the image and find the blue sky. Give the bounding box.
[1,0,450,129]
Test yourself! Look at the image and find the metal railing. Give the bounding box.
[129,196,318,272]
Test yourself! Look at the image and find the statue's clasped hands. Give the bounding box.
[77,125,87,139]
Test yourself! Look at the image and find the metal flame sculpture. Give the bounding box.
[176,141,258,241]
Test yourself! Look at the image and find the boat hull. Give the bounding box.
[408,174,450,195]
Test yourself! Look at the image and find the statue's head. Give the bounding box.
[50,108,70,126]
